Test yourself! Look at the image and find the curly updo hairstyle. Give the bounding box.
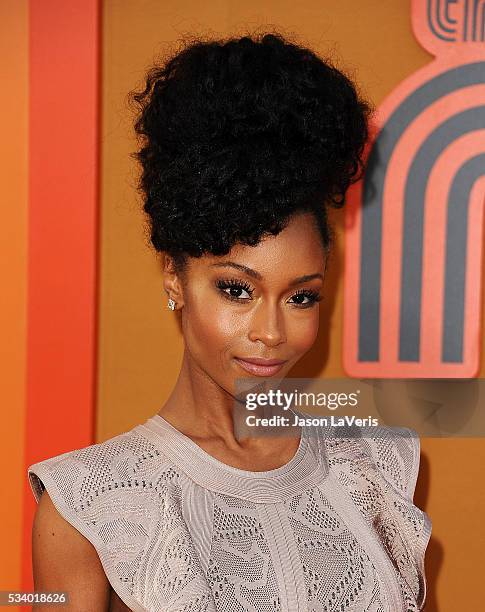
[129,31,373,274]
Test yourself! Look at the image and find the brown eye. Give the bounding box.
[288,289,322,307]
[215,278,254,301]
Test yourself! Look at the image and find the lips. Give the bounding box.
[234,357,287,377]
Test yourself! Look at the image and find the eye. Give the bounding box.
[215,279,322,308]
[288,288,322,308]
[215,278,254,302]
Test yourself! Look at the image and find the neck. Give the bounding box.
[158,348,296,454]
[158,348,247,448]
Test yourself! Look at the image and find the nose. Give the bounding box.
[248,299,286,347]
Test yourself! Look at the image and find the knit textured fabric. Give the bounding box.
[27,410,432,612]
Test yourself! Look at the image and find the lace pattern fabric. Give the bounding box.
[324,429,430,610]
[27,414,431,612]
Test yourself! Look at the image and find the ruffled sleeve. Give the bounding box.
[358,426,422,501]
[27,436,151,612]
[27,427,218,612]
[359,427,432,611]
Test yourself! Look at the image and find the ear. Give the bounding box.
[162,254,185,309]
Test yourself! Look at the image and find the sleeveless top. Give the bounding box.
[27,410,432,612]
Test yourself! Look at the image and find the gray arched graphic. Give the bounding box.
[427,0,456,41]
[400,107,485,361]
[359,61,485,362]
[442,154,485,362]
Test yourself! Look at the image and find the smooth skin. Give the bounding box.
[32,210,327,609]
[32,491,112,611]
[159,210,327,469]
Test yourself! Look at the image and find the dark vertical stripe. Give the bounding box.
[472,0,480,40]
[399,107,485,361]
[481,2,485,40]
[442,154,485,362]
[359,62,485,362]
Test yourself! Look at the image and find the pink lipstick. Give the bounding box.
[234,357,287,377]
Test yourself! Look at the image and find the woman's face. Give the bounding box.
[175,211,327,396]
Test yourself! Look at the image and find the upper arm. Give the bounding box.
[32,490,111,612]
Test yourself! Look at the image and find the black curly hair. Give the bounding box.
[129,31,373,274]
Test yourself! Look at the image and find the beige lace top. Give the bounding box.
[28,411,432,612]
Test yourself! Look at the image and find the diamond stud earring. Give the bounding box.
[167,298,176,311]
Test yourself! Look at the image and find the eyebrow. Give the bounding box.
[210,261,324,286]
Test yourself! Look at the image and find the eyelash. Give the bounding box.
[215,278,322,308]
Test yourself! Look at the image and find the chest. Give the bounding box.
[132,477,411,612]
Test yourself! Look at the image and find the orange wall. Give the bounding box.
[2,2,483,611]
[0,0,28,593]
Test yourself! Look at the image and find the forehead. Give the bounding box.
[189,212,326,280]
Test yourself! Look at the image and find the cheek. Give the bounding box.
[286,311,320,352]
[182,291,245,356]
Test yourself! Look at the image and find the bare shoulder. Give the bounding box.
[32,490,111,611]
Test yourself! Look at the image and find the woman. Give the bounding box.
[28,32,431,611]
